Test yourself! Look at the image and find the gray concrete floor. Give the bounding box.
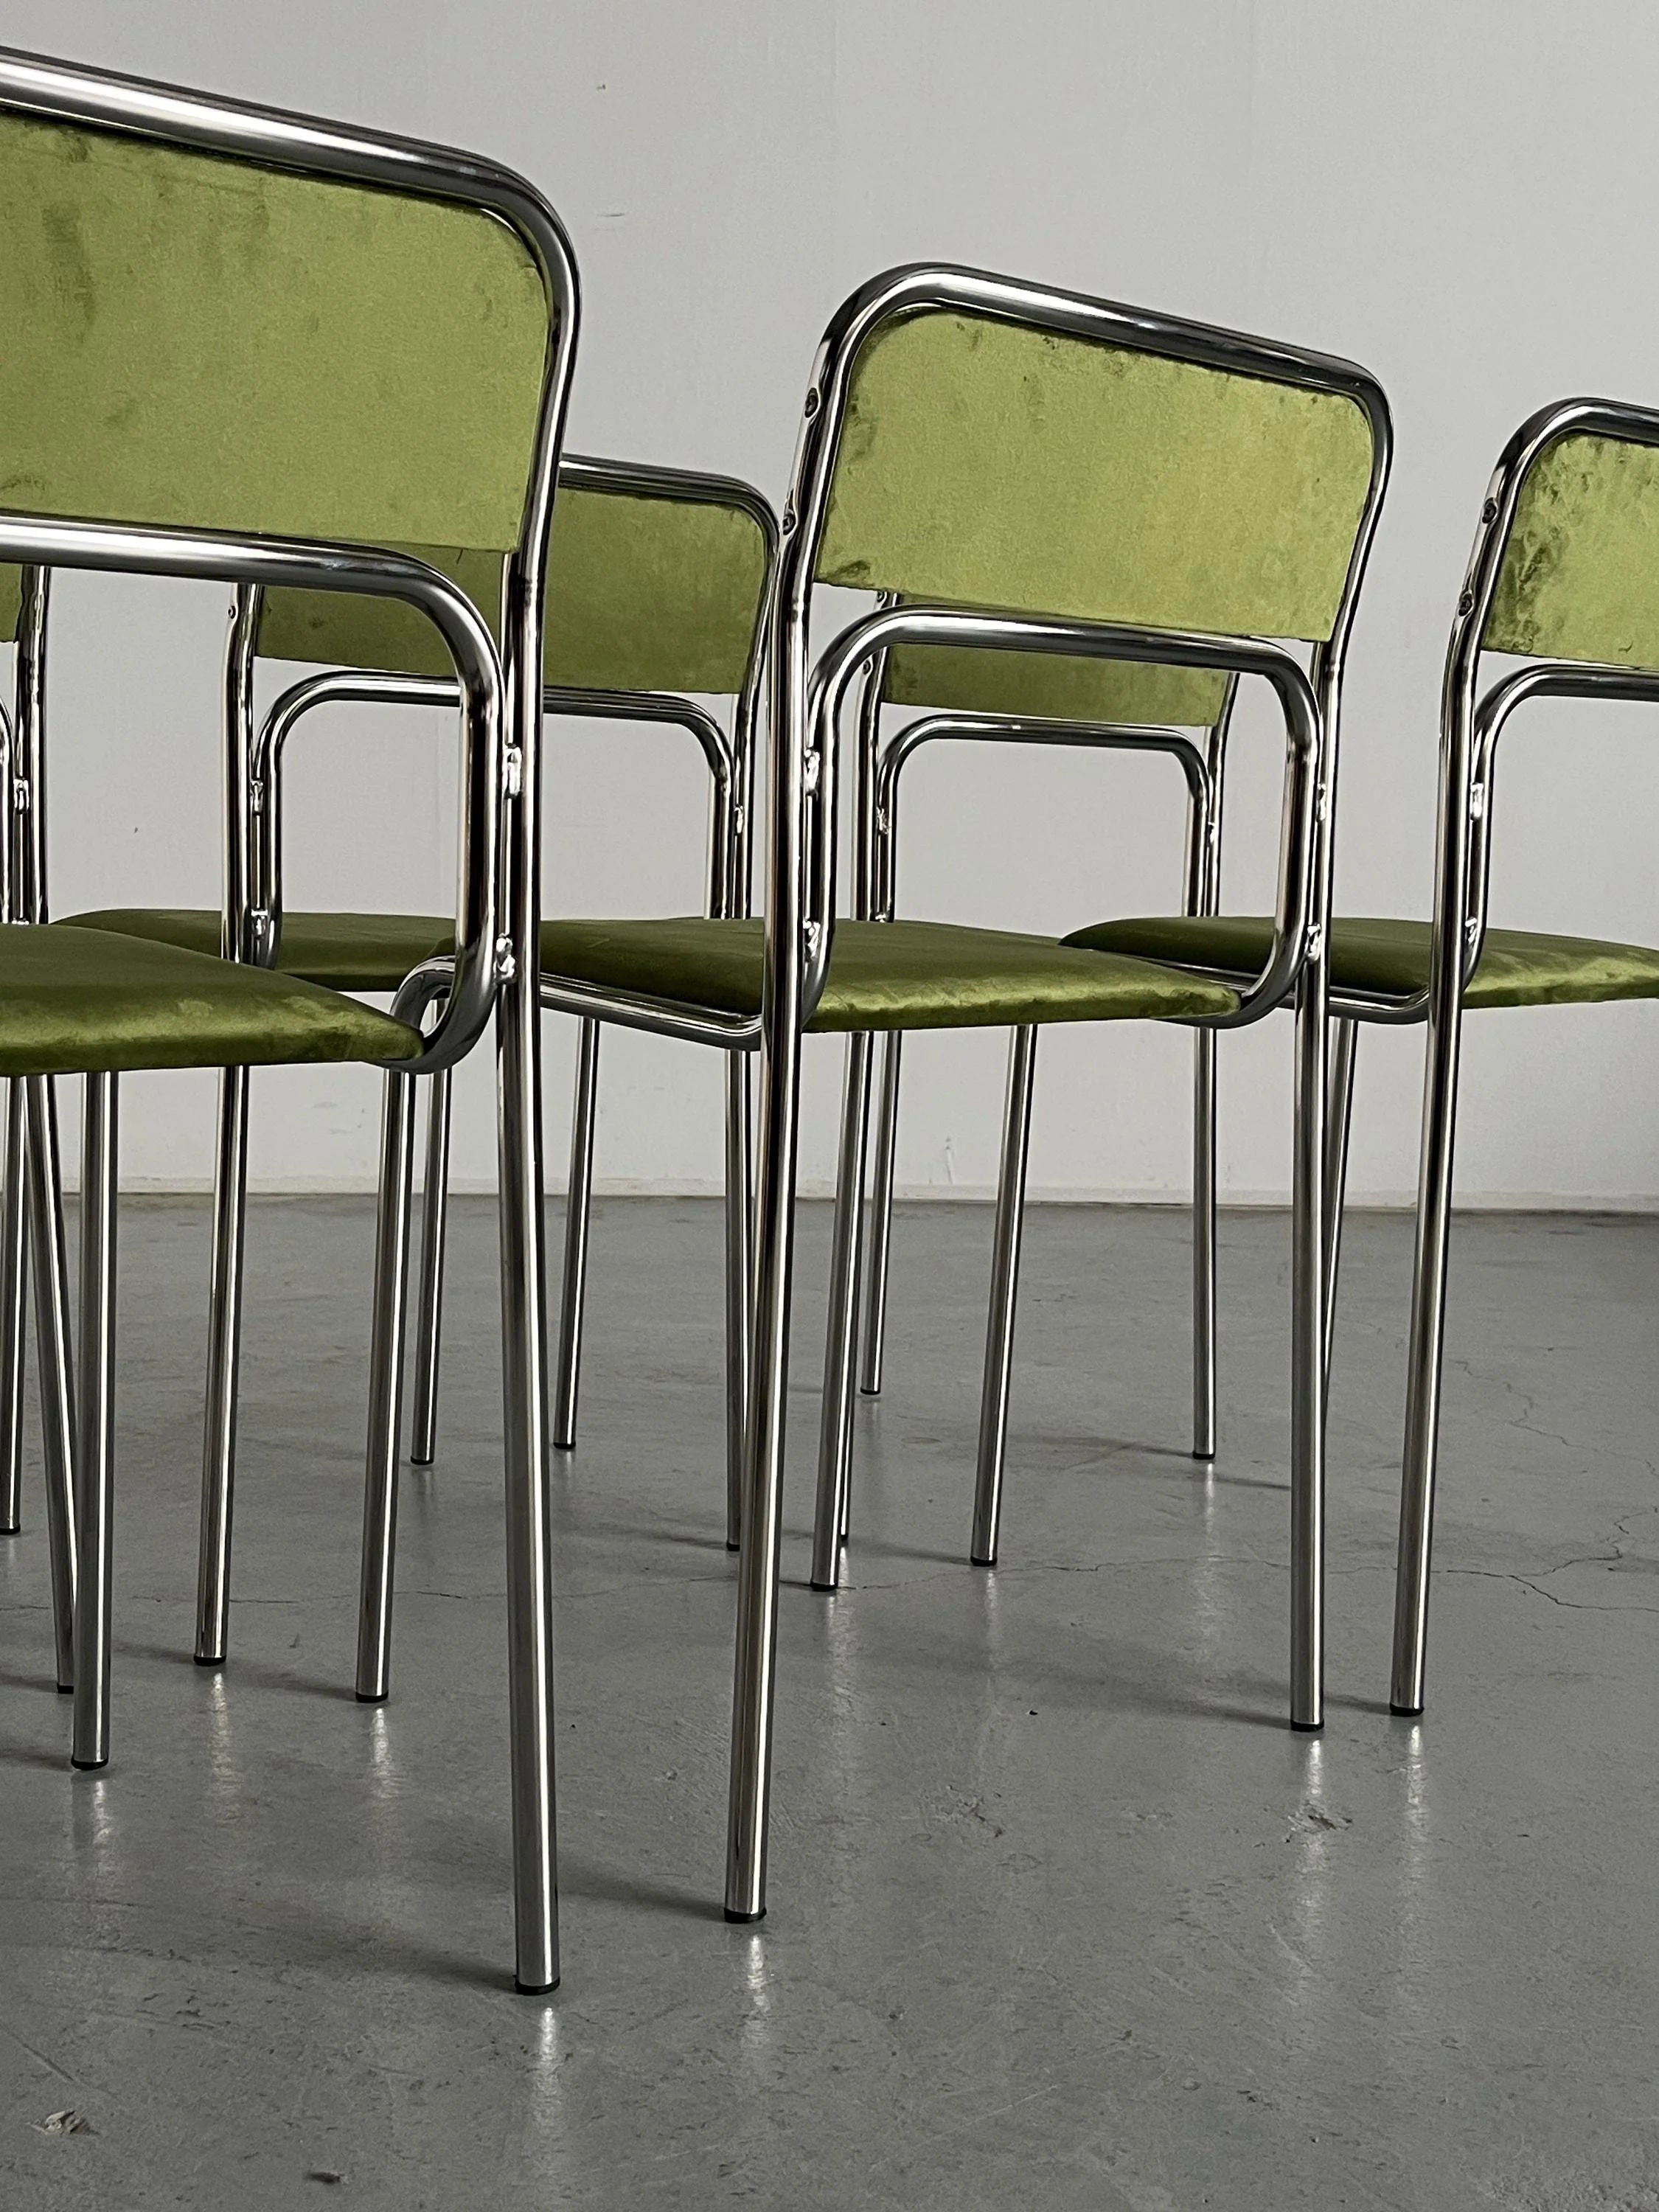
[3,1195,1658,2208]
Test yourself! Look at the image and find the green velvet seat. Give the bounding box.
[0,925,419,1076]
[67,908,456,995]
[68,911,1242,1028]
[1064,914,1659,1010]
[538,916,1237,1029]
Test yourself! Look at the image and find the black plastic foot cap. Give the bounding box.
[515,1975,560,1996]
[726,1540,741,1554]
[55,1680,73,1697]
[1290,1718,1324,1733]
[724,1905,765,1925]
[1389,1701,1423,1719]
[809,1578,838,1595]
[192,1652,224,1669]
[355,1689,388,1705]
[70,1754,107,1772]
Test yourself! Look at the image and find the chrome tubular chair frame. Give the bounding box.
[246,458,773,1559]
[824,689,1237,1596]
[720,258,1392,1919]
[1382,397,1659,1718]
[0,44,580,1994]
[0,567,78,1701]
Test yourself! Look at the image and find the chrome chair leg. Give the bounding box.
[1192,1028,1217,1461]
[1290,964,1329,1731]
[971,1026,1037,1566]
[1391,997,1464,1717]
[25,1075,77,1692]
[195,1065,249,1665]
[0,1079,26,1535]
[724,1009,804,1925]
[857,1031,902,1397]
[811,1033,872,1590]
[552,1018,599,1453]
[408,1068,452,1468]
[496,976,560,1993]
[723,1047,753,1551]
[1322,1018,1358,1388]
[71,1072,117,1770]
[355,1067,417,1704]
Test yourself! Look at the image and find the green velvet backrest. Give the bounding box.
[257,481,771,696]
[1487,434,1659,668]
[883,638,1226,727]
[0,113,548,550]
[815,309,1374,643]
[0,568,19,644]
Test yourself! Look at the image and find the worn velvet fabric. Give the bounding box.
[256,479,771,695]
[0,925,420,1076]
[539,916,1237,1032]
[884,637,1227,728]
[0,115,549,549]
[69,908,455,995]
[1064,914,1659,1010]
[0,568,19,644]
[1489,432,1659,670]
[815,310,1375,642]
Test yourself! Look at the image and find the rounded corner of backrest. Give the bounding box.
[544,473,772,697]
[0,105,553,554]
[812,286,1382,645]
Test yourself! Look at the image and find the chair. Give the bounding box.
[0,44,577,1994]
[63,460,776,1658]
[826,641,1237,1587]
[359,263,1386,1921]
[1065,398,1659,1717]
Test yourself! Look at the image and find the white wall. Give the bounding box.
[6,0,1659,1204]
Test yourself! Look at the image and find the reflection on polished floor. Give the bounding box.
[3,1194,1658,2208]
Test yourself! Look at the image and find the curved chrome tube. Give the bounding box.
[0,516,508,1077]
[803,602,1321,1032]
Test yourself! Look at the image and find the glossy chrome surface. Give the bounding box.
[1289,952,1329,1730]
[195,588,260,1667]
[1190,689,1234,1461]
[0,1075,24,1539]
[409,1068,451,1468]
[552,1020,599,1451]
[1322,1017,1357,1386]
[972,1025,1037,1565]
[810,1032,873,1590]
[24,1074,76,1694]
[70,1071,117,1770]
[358,1062,417,1708]
[726,262,1389,1919]
[0,43,580,1993]
[1392,397,1659,1719]
[3,571,77,1687]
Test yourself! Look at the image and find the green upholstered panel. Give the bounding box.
[67,908,455,995]
[1488,434,1659,669]
[0,924,420,1076]
[540,915,1237,1031]
[884,639,1226,726]
[0,115,547,548]
[257,484,770,694]
[1065,913,1659,1010]
[0,567,20,644]
[815,310,1374,642]
[255,549,505,684]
